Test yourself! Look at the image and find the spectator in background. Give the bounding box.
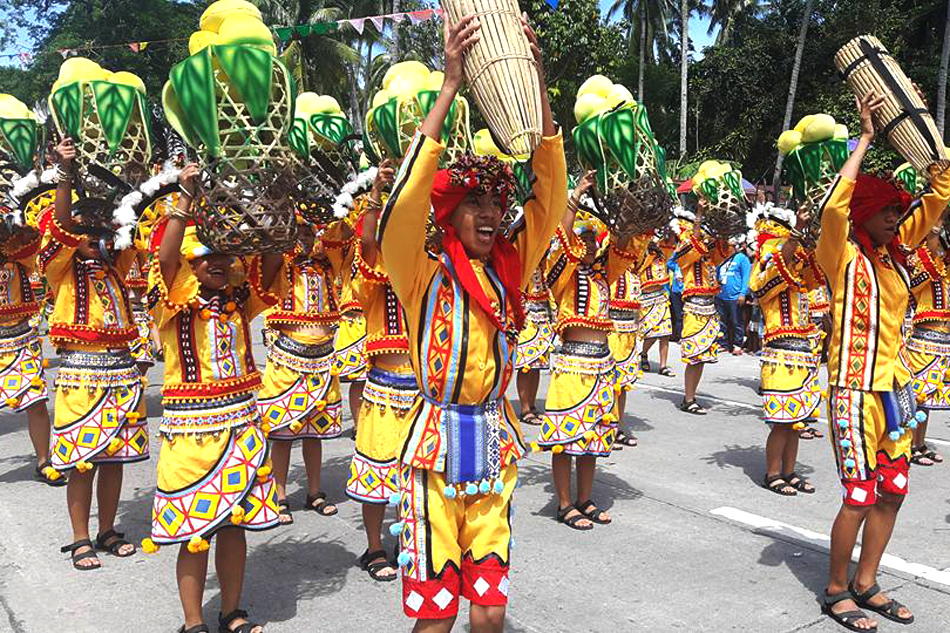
[668,258,684,342]
[716,244,752,355]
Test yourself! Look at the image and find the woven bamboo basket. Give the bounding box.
[699,181,748,239]
[835,35,949,177]
[442,0,542,156]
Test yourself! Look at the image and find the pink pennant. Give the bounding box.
[370,16,386,31]
[348,18,366,34]
[390,13,406,23]
[408,9,433,24]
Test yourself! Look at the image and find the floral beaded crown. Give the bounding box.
[447,153,517,201]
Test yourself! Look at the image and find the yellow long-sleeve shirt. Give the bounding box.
[639,242,675,294]
[907,242,950,332]
[0,236,41,325]
[379,131,566,471]
[39,219,137,349]
[815,173,950,391]
[352,241,409,357]
[673,228,729,298]
[749,237,824,343]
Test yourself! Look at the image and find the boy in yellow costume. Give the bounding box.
[539,174,646,528]
[0,222,61,486]
[145,164,282,633]
[905,222,949,466]
[638,234,676,377]
[673,212,730,414]
[256,216,352,521]
[42,138,146,569]
[380,16,564,628]
[818,94,950,631]
[346,159,414,582]
[749,211,824,497]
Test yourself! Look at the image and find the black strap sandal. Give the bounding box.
[615,431,638,447]
[358,548,397,582]
[822,590,877,632]
[276,498,293,525]
[850,581,914,625]
[679,399,707,415]
[798,427,819,440]
[34,461,67,487]
[920,444,943,463]
[783,471,815,494]
[575,499,612,524]
[305,492,338,516]
[178,625,210,633]
[94,529,136,557]
[763,474,797,496]
[218,609,262,633]
[910,446,934,466]
[638,354,650,372]
[556,505,593,531]
[60,539,101,571]
[657,366,675,377]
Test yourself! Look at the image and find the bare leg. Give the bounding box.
[853,493,912,618]
[26,402,51,465]
[641,337,655,359]
[301,438,336,512]
[470,604,506,633]
[95,463,134,555]
[551,452,590,528]
[66,466,98,568]
[412,616,457,633]
[764,424,788,478]
[912,411,941,463]
[684,363,704,402]
[177,544,209,629]
[575,455,610,522]
[658,337,670,368]
[270,440,291,502]
[780,428,801,476]
[216,528,262,632]
[516,369,540,414]
[826,503,877,630]
[348,381,365,430]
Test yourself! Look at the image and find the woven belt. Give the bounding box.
[0,320,32,340]
[765,337,813,353]
[558,340,610,358]
[273,333,335,359]
[366,366,418,390]
[59,348,135,371]
[910,327,950,345]
[608,308,638,321]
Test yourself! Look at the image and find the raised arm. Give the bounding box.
[157,163,199,289]
[360,159,396,268]
[52,137,77,232]
[899,168,950,248]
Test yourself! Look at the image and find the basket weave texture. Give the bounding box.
[442,0,542,156]
[835,35,949,177]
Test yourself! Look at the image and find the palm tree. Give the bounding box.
[679,0,689,156]
[771,0,814,190]
[607,0,677,100]
[700,0,769,45]
[937,0,950,139]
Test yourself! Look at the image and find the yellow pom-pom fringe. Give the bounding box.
[75,460,93,473]
[200,309,212,321]
[583,430,596,441]
[94,271,106,280]
[107,438,123,455]
[552,444,565,454]
[315,400,327,411]
[42,466,62,481]
[261,422,272,436]
[613,385,623,395]
[230,507,245,525]
[5,397,18,408]
[41,359,50,368]
[141,538,161,554]
[602,413,617,423]
[256,465,272,481]
[289,421,303,433]
[126,411,141,421]
[792,422,806,431]
[187,536,210,553]
[31,377,44,388]
[529,441,540,452]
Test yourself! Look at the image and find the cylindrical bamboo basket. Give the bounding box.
[835,35,949,177]
[442,0,542,156]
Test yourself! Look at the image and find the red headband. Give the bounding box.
[850,174,913,265]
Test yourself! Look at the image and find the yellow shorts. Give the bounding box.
[827,385,915,506]
[398,464,515,619]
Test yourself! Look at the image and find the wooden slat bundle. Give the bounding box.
[442,0,542,156]
[835,35,948,177]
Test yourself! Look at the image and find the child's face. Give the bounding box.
[189,253,235,290]
[451,191,503,260]
[863,204,901,246]
[579,230,597,264]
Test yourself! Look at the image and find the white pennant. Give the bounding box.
[348,18,365,34]
[370,16,386,31]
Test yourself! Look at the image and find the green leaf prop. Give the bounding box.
[784,139,848,201]
[416,90,457,143]
[309,114,352,147]
[371,98,400,157]
[699,178,719,202]
[721,169,744,199]
[571,115,608,192]
[600,105,639,182]
[50,82,83,140]
[90,81,137,156]
[894,165,918,194]
[169,47,219,156]
[287,117,309,158]
[362,125,381,165]
[162,80,199,149]
[512,160,532,205]
[0,118,38,169]
[213,45,274,125]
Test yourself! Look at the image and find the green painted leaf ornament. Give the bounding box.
[169,46,219,156]
[370,98,400,158]
[50,81,84,140]
[287,117,309,158]
[0,118,38,169]
[213,45,274,124]
[90,81,137,156]
[309,114,352,147]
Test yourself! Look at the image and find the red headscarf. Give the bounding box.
[849,174,913,266]
[431,154,524,335]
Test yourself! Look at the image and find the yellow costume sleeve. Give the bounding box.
[245,256,286,320]
[898,168,950,249]
[672,228,706,270]
[147,255,199,329]
[38,218,81,285]
[750,239,805,302]
[815,175,856,279]
[607,233,650,284]
[544,224,583,298]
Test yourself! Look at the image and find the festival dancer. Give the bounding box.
[538,173,646,529]
[345,158,414,582]
[332,227,368,434]
[673,203,730,414]
[0,221,61,486]
[638,232,676,376]
[514,266,554,426]
[126,250,159,374]
[42,137,147,569]
[905,217,949,466]
[818,93,950,631]
[608,256,643,448]
[144,163,281,633]
[256,214,354,522]
[379,15,564,630]
[749,207,824,496]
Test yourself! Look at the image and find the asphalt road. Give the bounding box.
[1,333,948,632]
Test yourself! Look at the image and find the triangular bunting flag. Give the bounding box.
[296,24,311,36]
[370,16,386,31]
[275,27,294,41]
[348,18,365,34]
[408,9,432,23]
[390,13,406,23]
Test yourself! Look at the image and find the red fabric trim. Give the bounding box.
[124,278,147,290]
[555,225,584,263]
[3,238,40,261]
[876,451,909,497]
[460,555,510,607]
[402,567,461,618]
[763,326,816,343]
[355,241,389,283]
[913,309,950,323]
[641,277,670,291]
[49,218,82,247]
[683,286,718,298]
[556,315,613,333]
[916,245,947,281]
[609,299,640,310]
[161,373,262,400]
[247,257,280,307]
[366,336,410,355]
[0,303,39,319]
[841,478,878,507]
[689,233,710,256]
[49,324,136,345]
[265,311,340,326]
[774,251,803,289]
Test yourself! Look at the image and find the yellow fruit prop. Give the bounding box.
[777,130,802,155]
[200,0,262,33]
[573,93,608,125]
[800,113,835,143]
[189,30,219,55]
[577,74,614,99]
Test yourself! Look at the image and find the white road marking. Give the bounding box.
[710,506,950,587]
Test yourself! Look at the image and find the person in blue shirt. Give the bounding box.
[667,259,684,342]
[716,244,752,355]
